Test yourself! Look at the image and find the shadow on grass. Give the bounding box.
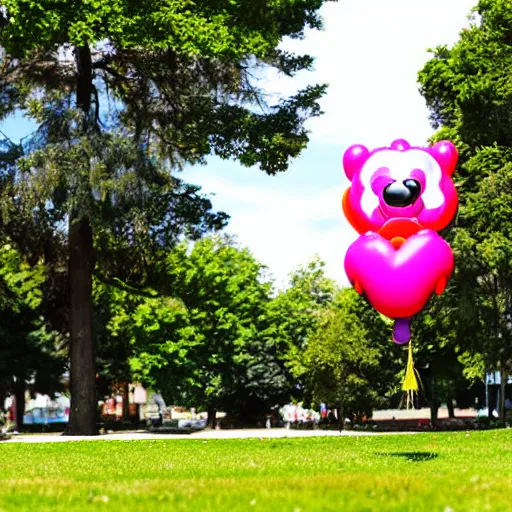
[375,451,438,462]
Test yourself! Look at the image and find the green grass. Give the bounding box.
[1,430,512,511]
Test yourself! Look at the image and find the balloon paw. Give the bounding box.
[435,276,446,295]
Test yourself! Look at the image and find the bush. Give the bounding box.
[474,416,490,427]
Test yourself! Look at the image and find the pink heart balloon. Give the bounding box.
[345,229,454,319]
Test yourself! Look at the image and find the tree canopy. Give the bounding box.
[0,0,327,434]
[304,288,401,421]
[418,0,512,419]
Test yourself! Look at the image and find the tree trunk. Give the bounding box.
[487,378,495,420]
[429,377,439,424]
[75,46,93,113]
[207,407,217,429]
[499,366,506,421]
[446,397,455,419]
[0,378,7,416]
[68,216,97,435]
[122,382,130,421]
[430,401,439,424]
[13,378,25,432]
[336,406,343,431]
[67,45,97,436]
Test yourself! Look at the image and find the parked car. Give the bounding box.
[23,407,69,425]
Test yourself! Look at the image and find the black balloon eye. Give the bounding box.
[383,179,421,207]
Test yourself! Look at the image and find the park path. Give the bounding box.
[4,427,421,443]
[2,407,476,443]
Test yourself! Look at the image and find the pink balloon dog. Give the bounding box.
[342,139,458,343]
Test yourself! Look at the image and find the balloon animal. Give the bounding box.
[342,139,458,344]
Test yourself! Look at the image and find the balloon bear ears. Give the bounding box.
[342,140,458,182]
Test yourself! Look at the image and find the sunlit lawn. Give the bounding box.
[1,430,512,511]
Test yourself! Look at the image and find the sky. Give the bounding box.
[182,0,476,287]
[0,0,476,288]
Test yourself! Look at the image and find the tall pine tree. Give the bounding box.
[0,0,327,434]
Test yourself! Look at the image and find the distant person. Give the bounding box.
[150,391,166,426]
[150,391,166,410]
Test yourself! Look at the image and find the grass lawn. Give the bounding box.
[1,430,512,511]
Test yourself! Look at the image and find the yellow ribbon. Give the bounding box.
[402,341,419,409]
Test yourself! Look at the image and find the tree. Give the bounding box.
[0,0,326,434]
[108,236,281,426]
[455,160,512,418]
[123,252,343,425]
[262,257,336,402]
[418,0,512,419]
[304,288,401,423]
[0,240,66,430]
[93,277,140,418]
[412,301,475,422]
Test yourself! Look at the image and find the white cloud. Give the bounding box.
[193,173,358,288]
[259,0,476,146]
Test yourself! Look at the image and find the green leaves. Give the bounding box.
[0,0,327,424]
[1,0,324,61]
[96,239,351,420]
[419,0,512,397]
[0,238,65,390]
[0,1,327,176]
[303,288,400,419]
[102,235,274,412]
[419,1,512,148]
[0,242,45,310]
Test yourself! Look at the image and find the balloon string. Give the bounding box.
[402,341,419,409]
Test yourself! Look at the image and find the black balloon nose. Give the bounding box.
[383,179,421,207]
